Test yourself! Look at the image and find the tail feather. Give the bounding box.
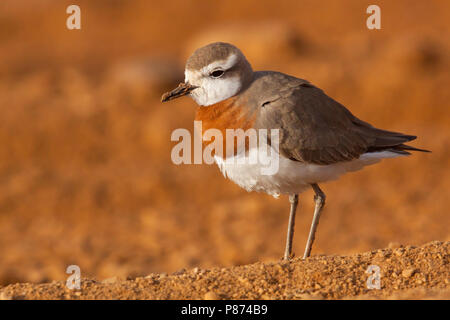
[393,143,431,153]
[367,143,431,155]
[351,119,430,154]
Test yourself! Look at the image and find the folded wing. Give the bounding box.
[255,83,429,165]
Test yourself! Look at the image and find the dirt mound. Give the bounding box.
[1,241,448,300]
[0,1,449,297]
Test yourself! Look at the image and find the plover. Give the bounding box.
[161,42,429,260]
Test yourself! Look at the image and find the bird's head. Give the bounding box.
[162,42,253,106]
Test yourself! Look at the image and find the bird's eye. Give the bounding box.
[210,70,225,78]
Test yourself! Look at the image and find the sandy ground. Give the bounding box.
[1,241,448,299]
[0,1,449,300]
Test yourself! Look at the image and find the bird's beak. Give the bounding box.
[161,82,199,102]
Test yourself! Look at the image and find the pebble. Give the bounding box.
[388,242,402,249]
[402,268,416,278]
[204,291,218,300]
[173,268,186,276]
[102,277,118,284]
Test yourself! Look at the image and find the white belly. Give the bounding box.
[214,144,403,198]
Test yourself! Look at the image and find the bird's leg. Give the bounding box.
[283,194,299,260]
[303,184,326,259]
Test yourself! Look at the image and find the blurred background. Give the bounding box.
[0,0,448,285]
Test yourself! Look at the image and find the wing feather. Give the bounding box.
[255,83,424,165]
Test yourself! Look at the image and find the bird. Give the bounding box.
[161,42,429,260]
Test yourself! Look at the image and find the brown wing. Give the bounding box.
[255,83,424,165]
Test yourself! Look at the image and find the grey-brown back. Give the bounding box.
[240,71,429,165]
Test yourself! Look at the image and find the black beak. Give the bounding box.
[161,82,198,102]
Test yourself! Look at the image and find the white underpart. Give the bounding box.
[214,141,405,198]
[185,54,242,106]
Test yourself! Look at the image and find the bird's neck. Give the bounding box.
[194,96,257,158]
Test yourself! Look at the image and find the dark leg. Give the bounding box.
[283,194,299,260]
[303,184,326,259]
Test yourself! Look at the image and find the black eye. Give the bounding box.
[210,70,224,78]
